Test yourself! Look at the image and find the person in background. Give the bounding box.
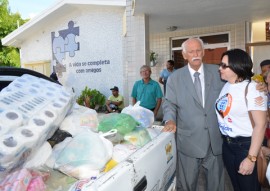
[50,72,62,85]
[105,86,124,113]
[162,37,225,191]
[260,59,270,77]
[263,70,270,147]
[159,60,175,95]
[131,65,163,117]
[215,49,267,191]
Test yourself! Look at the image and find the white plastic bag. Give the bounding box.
[121,102,154,128]
[24,142,52,169]
[60,105,99,136]
[53,131,113,179]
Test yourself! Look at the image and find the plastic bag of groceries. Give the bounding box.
[60,104,99,136]
[98,113,139,135]
[121,102,154,128]
[50,130,113,179]
[124,127,152,147]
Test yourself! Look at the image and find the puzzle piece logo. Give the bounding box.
[51,21,80,75]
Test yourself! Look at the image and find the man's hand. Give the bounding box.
[162,120,176,133]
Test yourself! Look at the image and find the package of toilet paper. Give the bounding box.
[0,74,75,180]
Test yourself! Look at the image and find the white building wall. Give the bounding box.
[124,0,148,105]
[20,6,125,98]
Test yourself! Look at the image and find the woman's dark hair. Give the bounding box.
[221,49,253,82]
[167,60,175,66]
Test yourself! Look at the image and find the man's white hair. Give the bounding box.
[181,37,204,53]
[140,65,151,72]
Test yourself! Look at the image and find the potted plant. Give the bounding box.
[150,51,158,67]
[77,86,106,110]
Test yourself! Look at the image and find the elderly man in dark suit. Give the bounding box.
[162,37,225,191]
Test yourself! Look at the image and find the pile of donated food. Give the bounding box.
[0,74,161,191]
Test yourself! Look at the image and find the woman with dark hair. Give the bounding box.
[215,49,267,191]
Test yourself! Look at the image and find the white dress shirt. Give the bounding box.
[188,64,205,107]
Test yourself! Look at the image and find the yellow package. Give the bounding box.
[103,159,118,172]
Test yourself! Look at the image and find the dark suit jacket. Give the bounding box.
[163,64,225,158]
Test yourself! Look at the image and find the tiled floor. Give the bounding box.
[197,167,233,191]
[197,167,270,191]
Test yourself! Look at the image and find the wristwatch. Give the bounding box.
[247,154,257,162]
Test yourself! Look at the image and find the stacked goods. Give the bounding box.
[0,74,74,179]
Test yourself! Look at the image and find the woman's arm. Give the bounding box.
[249,110,267,156]
[238,110,267,175]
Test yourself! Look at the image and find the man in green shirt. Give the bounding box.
[106,86,124,113]
[131,65,163,117]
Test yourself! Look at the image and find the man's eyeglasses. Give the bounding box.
[219,62,231,69]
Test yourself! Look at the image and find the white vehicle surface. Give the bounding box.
[69,129,176,191]
[0,67,176,191]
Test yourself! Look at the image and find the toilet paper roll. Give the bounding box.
[47,101,66,115]
[45,85,59,94]
[39,109,57,122]
[21,74,39,82]
[28,116,49,135]
[60,89,72,98]
[38,77,53,87]
[1,110,23,129]
[38,108,58,137]
[0,87,12,97]
[0,129,37,171]
[11,76,29,87]
[0,101,9,111]
[0,133,22,164]
[0,122,11,136]
[43,91,57,101]
[26,86,40,96]
[27,108,58,140]
[9,82,24,89]
[57,96,69,106]
[14,126,40,148]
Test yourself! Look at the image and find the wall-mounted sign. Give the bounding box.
[51,21,80,76]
